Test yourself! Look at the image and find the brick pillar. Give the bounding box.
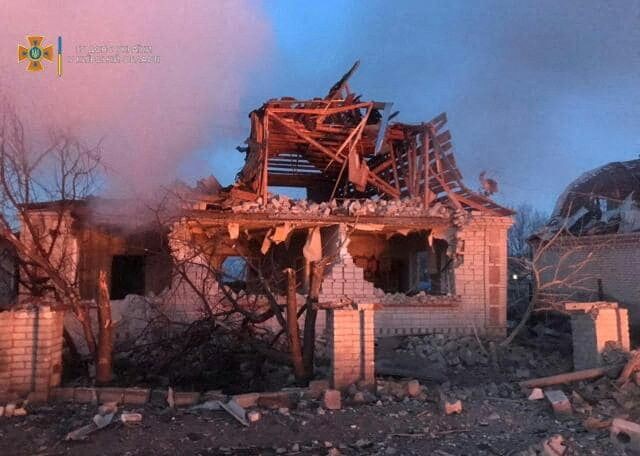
[327,303,375,390]
[0,306,64,401]
[565,302,630,370]
[454,216,511,337]
[485,224,508,336]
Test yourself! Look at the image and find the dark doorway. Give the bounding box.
[111,255,145,299]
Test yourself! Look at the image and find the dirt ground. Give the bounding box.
[1,334,635,455]
[0,389,626,455]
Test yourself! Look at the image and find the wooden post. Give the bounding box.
[389,145,401,194]
[96,270,113,385]
[408,138,415,197]
[285,268,305,381]
[302,261,325,380]
[261,111,270,204]
[423,125,434,206]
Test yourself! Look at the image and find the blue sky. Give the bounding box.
[185,0,640,213]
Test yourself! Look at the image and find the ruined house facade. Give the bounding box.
[532,159,640,325]
[15,65,513,344]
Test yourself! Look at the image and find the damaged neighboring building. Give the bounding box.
[11,199,174,352]
[531,158,640,326]
[17,63,513,342]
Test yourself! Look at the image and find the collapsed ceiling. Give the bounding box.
[229,61,510,216]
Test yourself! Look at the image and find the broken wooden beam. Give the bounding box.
[519,364,624,389]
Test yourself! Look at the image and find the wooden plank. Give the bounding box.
[268,174,333,187]
[229,187,259,202]
[429,112,447,131]
[422,125,433,206]
[519,366,622,389]
[261,112,270,202]
[267,102,371,116]
[268,112,345,164]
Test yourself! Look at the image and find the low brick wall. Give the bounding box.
[0,306,64,400]
[375,302,480,336]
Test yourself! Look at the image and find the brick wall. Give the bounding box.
[98,215,511,345]
[321,217,511,336]
[0,306,64,400]
[327,303,375,390]
[319,228,380,303]
[537,233,640,324]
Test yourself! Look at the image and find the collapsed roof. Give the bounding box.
[230,61,510,216]
[537,158,640,238]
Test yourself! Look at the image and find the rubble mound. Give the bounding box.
[380,292,461,307]
[389,333,571,381]
[231,195,456,219]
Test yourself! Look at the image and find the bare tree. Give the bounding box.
[164,224,329,382]
[138,193,344,384]
[0,100,114,383]
[501,226,600,346]
[508,203,548,258]
[0,240,17,307]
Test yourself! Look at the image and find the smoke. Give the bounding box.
[0,1,271,196]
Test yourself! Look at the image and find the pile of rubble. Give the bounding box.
[0,401,27,417]
[392,333,570,379]
[380,292,460,307]
[231,195,455,219]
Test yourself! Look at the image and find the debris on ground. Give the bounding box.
[166,386,175,409]
[610,418,640,453]
[247,410,261,423]
[541,434,567,456]
[120,412,143,424]
[323,390,341,410]
[189,400,222,411]
[65,403,117,441]
[544,390,572,417]
[528,388,544,400]
[7,333,640,454]
[441,398,463,416]
[2,403,16,417]
[220,399,249,427]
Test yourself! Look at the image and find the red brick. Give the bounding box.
[74,387,98,403]
[173,391,200,407]
[124,388,150,405]
[323,389,341,410]
[98,387,125,403]
[488,266,501,285]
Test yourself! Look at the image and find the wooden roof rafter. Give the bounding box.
[233,62,512,217]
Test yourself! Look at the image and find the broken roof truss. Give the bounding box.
[236,61,509,216]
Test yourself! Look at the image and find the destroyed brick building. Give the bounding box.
[11,64,514,356]
[531,158,640,325]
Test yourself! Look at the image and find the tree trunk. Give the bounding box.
[284,268,305,381]
[302,262,324,380]
[501,290,538,347]
[95,270,113,384]
[75,301,97,357]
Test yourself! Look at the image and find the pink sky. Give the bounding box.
[0,1,270,195]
